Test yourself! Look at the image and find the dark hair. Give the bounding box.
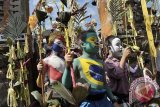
[78,29,96,42]
[155,41,159,48]
[144,58,151,66]
[48,32,65,46]
[105,35,117,46]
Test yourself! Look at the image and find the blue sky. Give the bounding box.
[29,0,160,31]
[29,0,100,30]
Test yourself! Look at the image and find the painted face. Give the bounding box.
[52,38,65,53]
[83,32,99,54]
[110,38,123,58]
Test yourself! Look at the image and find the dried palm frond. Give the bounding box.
[108,0,126,22]
[72,83,89,104]
[97,0,112,37]
[3,13,27,41]
[51,81,76,105]
[31,91,43,106]
[68,17,76,48]
[73,2,91,25]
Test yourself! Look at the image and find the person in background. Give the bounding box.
[37,31,66,84]
[104,36,132,106]
[37,31,69,107]
[143,57,157,80]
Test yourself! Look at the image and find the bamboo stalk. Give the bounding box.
[38,23,45,106]
[141,0,157,81]
[65,27,76,88]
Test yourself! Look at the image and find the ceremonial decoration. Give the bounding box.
[129,77,159,104]
[0,0,160,107]
[3,13,30,107]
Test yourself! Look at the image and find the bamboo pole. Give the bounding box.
[141,0,157,58]
[38,23,45,105]
[141,0,157,80]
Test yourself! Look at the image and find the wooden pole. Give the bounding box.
[38,23,45,105]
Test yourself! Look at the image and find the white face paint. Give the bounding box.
[110,38,123,58]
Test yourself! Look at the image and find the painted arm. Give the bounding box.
[62,66,72,89]
[62,58,79,90]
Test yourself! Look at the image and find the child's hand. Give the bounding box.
[122,47,131,59]
[37,62,43,71]
[64,51,74,67]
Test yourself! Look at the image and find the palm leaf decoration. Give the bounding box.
[3,13,27,41]
[52,81,76,105]
[31,91,43,106]
[72,84,89,104]
[73,2,91,25]
[108,0,125,22]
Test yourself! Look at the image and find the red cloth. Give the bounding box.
[43,61,62,81]
[48,64,62,81]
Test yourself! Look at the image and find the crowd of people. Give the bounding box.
[34,27,160,107]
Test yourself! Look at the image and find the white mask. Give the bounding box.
[109,38,123,58]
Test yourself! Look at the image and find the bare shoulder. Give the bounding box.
[73,58,80,66]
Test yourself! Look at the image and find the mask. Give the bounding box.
[52,39,65,53]
[83,33,99,54]
[110,38,123,58]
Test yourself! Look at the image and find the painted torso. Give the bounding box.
[74,56,106,94]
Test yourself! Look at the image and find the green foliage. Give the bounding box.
[51,81,76,105]
[31,91,43,106]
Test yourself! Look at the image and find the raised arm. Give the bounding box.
[62,52,79,90]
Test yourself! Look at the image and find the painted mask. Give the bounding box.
[109,38,123,58]
[52,38,65,53]
[83,32,99,54]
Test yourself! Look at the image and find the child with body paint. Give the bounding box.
[63,30,120,107]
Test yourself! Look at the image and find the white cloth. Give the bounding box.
[43,52,65,73]
[43,52,65,83]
